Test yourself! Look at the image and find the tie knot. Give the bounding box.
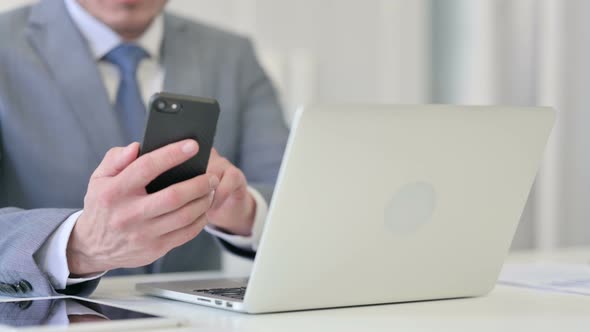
[103,43,149,76]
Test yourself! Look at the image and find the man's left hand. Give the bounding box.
[206,148,256,236]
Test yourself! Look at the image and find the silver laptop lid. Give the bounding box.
[244,104,554,313]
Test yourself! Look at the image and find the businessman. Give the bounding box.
[0,0,288,297]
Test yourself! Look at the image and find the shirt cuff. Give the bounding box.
[205,186,268,251]
[34,210,106,290]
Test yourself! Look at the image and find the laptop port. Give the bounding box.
[215,300,222,306]
[226,302,233,308]
[197,298,211,303]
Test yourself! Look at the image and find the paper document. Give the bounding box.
[499,263,590,296]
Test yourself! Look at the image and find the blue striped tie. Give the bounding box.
[103,43,149,143]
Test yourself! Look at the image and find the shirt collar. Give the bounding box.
[63,0,163,60]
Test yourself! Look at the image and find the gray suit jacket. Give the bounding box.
[0,0,288,297]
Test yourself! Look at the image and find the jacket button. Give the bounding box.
[0,283,17,295]
[15,280,33,294]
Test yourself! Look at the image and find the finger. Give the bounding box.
[120,139,199,189]
[206,156,232,179]
[92,143,139,179]
[158,214,209,252]
[147,194,213,236]
[141,174,219,219]
[211,168,245,209]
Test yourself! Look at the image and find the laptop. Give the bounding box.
[137,104,555,314]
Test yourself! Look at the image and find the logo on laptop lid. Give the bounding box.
[384,182,436,233]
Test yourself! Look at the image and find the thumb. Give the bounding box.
[92,142,140,178]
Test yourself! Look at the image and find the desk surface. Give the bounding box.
[84,247,590,332]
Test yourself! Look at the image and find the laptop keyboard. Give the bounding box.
[194,287,247,300]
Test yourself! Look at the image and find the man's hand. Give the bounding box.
[66,140,219,276]
[206,149,256,237]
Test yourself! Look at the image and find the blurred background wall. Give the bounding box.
[1,0,588,271]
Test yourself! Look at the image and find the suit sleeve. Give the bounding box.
[0,208,101,297]
[218,38,289,259]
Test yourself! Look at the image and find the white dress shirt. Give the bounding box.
[34,0,268,290]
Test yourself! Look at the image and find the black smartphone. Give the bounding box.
[140,92,220,194]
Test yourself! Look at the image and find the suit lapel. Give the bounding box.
[26,0,125,162]
[161,14,205,97]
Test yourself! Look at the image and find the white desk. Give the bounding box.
[87,247,590,331]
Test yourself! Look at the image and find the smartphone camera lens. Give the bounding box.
[170,103,182,112]
[156,100,167,111]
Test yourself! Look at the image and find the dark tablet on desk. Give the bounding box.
[0,296,183,331]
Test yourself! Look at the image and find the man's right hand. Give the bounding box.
[66,140,219,276]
